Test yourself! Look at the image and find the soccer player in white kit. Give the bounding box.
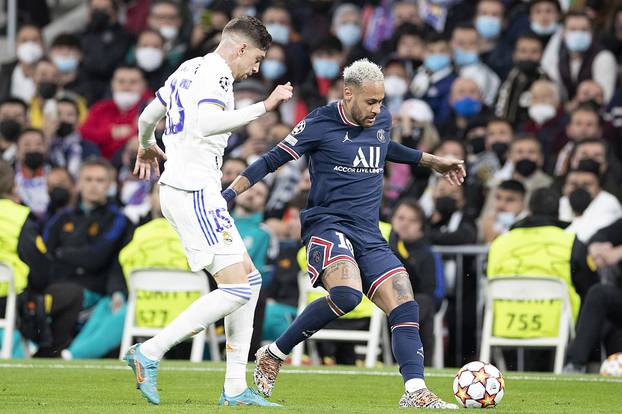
[124,16,293,407]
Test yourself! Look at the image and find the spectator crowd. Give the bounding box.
[1,0,622,371]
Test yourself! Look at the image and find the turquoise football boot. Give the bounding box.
[124,344,160,405]
[219,387,283,407]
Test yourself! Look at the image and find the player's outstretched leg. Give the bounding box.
[254,261,363,397]
[374,271,458,409]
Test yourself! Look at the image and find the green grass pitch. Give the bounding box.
[0,359,620,413]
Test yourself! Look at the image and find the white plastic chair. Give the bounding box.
[0,263,16,359]
[432,299,448,369]
[479,276,575,374]
[119,269,220,362]
[291,271,392,368]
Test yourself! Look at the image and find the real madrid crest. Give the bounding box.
[222,231,233,245]
[377,128,386,143]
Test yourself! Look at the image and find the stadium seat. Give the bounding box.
[119,268,220,362]
[479,277,575,374]
[291,271,392,368]
[0,263,17,359]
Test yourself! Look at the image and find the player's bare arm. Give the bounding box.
[419,152,466,186]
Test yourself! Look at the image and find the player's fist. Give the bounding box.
[264,82,293,111]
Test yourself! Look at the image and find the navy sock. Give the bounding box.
[389,301,424,381]
[275,286,362,354]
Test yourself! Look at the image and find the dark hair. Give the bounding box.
[564,10,591,25]
[57,97,79,115]
[223,16,272,51]
[393,198,426,223]
[424,31,450,44]
[89,0,120,12]
[529,187,559,217]
[49,166,75,184]
[487,116,512,128]
[569,158,602,180]
[512,134,541,149]
[80,156,113,173]
[0,96,28,112]
[498,179,526,196]
[114,64,145,79]
[517,32,544,48]
[528,0,561,14]
[150,0,179,13]
[453,22,477,33]
[137,29,165,45]
[311,35,343,54]
[51,33,81,49]
[571,102,602,126]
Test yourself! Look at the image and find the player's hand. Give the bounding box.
[134,143,167,180]
[433,156,466,186]
[264,82,293,112]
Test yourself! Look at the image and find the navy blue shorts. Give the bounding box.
[304,226,405,300]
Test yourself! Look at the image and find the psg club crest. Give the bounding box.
[377,128,386,142]
[312,250,322,264]
[292,120,306,135]
[219,76,230,92]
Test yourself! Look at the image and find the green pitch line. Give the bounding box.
[0,359,620,414]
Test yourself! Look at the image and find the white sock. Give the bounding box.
[140,283,252,361]
[268,342,287,361]
[405,378,427,393]
[223,271,262,396]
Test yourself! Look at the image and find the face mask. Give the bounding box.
[531,21,557,35]
[89,9,110,32]
[23,151,45,170]
[453,48,479,66]
[48,186,70,211]
[564,31,592,53]
[313,58,340,79]
[16,42,43,65]
[52,55,79,73]
[38,82,58,100]
[159,25,179,41]
[496,211,516,228]
[528,103,556,124]
[514,158,537,177]
[476,15,502,39]
[260,59,286,80]
[435,196,457,218]
[515,59,539,73]
[453,96,482,117]
[491,142,509,163]
[384,75,408,97]
[469,136,486,154]
[56,121,74,138]
[113,91,141,111]
[336,23,362,48]
[0,119,22,142]
[424,53,451,72]
[136,47,164,72]
[569,187,592,215]
[265,23,289,44]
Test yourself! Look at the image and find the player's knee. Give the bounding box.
[329,286,363,313]
[388,300,419,326]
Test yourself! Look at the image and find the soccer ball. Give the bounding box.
[600,353,622,376]
[453,361,505,408]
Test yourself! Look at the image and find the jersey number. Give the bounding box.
[165,79,185,135]
[335,231,354,253]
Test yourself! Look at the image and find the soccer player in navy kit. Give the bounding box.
[223,59,465,409]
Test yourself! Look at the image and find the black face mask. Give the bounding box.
[48,186,70,211]
[435,196,457,219]
[491,142,509,164]
[0,119,21,142]
[56,122,74,138]
[515,158,537,177]
[38,82,58,100]
[89,9,110,32]
[401,128,423,148]
[515,60,539,74]
[23,151,45,170]
[468,136,486,155]
[569,188,592,215]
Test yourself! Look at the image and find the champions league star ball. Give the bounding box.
[600,353,622,376]
[453,361,505,408]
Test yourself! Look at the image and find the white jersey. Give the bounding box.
[158,53,234,191]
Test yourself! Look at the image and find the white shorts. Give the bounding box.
[159,183,246,274]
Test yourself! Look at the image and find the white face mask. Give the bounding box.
[528,103,556,124]
[384,75,408,97]
[136,47,164,72]
[17,41,43,65]
[114,91,141,111]
[159,25,178,41]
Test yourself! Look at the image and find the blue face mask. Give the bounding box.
[424,53,451,72]
[266,23,289,44]
[453,48,479,66]
[564,31,592,53]
[336,23,362,48]
[261,59,286,80]
[476,15,502,39]
[453,96,482,117]
[530,21,557,35]
[313,58,340,79]
[52,56,79,73]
